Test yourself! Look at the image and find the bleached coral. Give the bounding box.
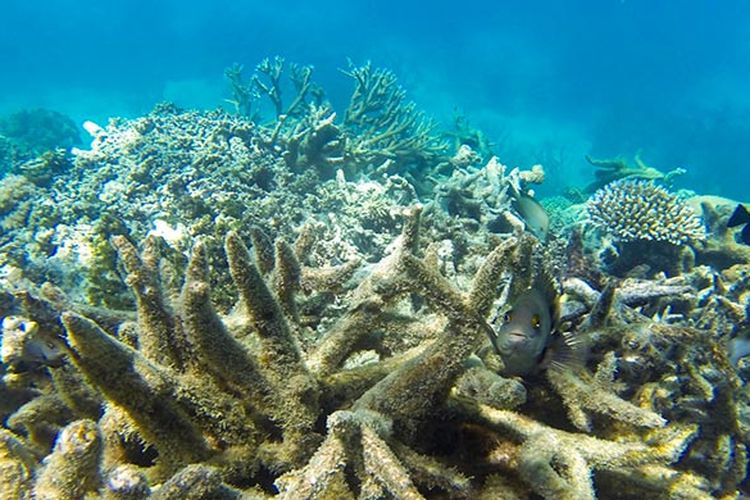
[1,60,748,499]
[587,179,705,245]
[428,155,544,235]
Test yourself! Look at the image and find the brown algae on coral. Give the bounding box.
[0,60,749,499]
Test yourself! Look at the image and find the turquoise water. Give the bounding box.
[1,0,749,198]
[2,3,750,497]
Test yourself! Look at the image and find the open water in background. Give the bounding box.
[1,0,749,199]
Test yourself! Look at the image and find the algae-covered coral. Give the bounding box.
[1,59,749,499]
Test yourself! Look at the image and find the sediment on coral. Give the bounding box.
[1,59,749,499]
[2,197,743,498]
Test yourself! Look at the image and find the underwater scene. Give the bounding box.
[2,1,750,499]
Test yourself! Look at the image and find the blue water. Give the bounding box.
[2,0,749,199]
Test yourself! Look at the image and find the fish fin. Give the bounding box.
[742,224,750,246]
[532,256,562,327]
[477,312,500,353]
[728,204,750,228]
[507,181,522,201]
[543,329,588,373]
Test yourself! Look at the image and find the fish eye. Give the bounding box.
[503,313,512,323]
[531,314,541,329]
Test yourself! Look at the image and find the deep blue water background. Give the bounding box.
[1,0,749,199]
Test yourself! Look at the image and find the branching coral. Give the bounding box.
[560,266,750,497]
[587,179,704,245]
[224,63,260,119]
[586,179,705,277]
[452,400,700,500]
[341,61,446,172]
[222,57,448,183]
[0,208,744,498]
[584,154,686,193]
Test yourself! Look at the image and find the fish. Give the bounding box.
[487,286,583,378]
[727,204,750,245]
[510,186,549,241]
[1,316,65,374]
[489,288,554,376]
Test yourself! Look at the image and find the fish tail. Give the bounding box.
[728,204,750,227]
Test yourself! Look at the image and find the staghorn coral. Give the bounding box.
[453,400,701,500]
[584,154,686,193]
[560,266,750,496]
[341,61,447,175]
[2,207,734,498]
[222,57,449,184]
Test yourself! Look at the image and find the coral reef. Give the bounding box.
[0,105,419,310]
[0,59,749,499]
[2,205,743,498]
[0,59,457,313]
[0,109,80,172]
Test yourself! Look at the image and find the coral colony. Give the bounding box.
[1,59,749,499]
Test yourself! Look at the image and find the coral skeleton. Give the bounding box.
[1,58,749,499]
[1,207,727,498]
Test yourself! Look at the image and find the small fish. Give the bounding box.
[510,187,549,241]
[490,288,553,376]
[486,283,583,377]
[727,204,750,245]
[1,317,64,374]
